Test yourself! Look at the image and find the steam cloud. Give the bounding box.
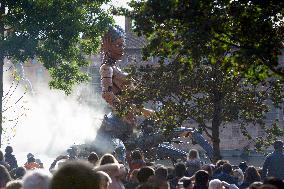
[1,61,106,166]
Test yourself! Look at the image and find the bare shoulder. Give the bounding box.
[100,64,113,75]
[100,64,113,71]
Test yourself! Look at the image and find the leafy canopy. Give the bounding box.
[0,0,113,94]
[123,0,284,79]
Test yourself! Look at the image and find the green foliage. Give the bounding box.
[118,0,284,158]
[0,0,113,93]
[122,0,284,78]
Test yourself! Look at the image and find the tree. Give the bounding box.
[120,61,283,162]
[117,0,284,161]
[0,0,113,147]
[124,0,284,78]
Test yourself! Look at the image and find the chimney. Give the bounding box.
[125,17,132,33]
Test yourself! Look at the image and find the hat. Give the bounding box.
[27,153,34,159]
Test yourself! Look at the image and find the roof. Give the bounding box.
[125,32,147,50]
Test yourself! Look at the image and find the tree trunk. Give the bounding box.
[212,93,222,163]
[0,56,3,148]
[0,3,5,147]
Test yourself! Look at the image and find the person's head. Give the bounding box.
[96,171,112,189]
[175,162,186,178]
[273,140,283,152]
[202,164,213,177]
[216,160,228,168]
[188,149,199,159]
[35,159,44,168]
[238,161,248,173]
[178,177,193,189]
[5,146,13,154]
[99,153,118,165]
[208,179,224,189]
[102,25,125,60]
[50,161,100,189]
[222,163,232,174]
[131,149,144,161]
[0,165,12,188]
[147,176,169,189]
[194,170,209,187]
[137,166,155,183]
[129,169,139,183]
[28,156,36,163]
[233,168,244,186]
[22,169,51,189]
[244,166,261,183]
[27,153,34,159]
[249,181,263,189]
[88,152,99,166]
[5,180,23,189]
[258,184,277,189]
[263,177,284,189]
[15,167,26,179]
[155,166,168,180]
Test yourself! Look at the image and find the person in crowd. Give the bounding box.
[51,161,101,189]
[232,168,244,186]
[263,177,284,189]
[22,169,52,189]
[136,182,159,189]
[88,152,99,166]
[262,140,284,180]
[5,180,23,189]
[169,162,187,189]
[0,165,12,189]
[208,179,224,189]
[209,179,239,189]
[248,182,262,189]
[49,155,70,172]
[215,163,238,185]
[194,170,209,189]
[94,153,127,189]
[186,149,202,177]
[35,159,44,168]
[4,146,18,170]
[125,169,139,189]
[202,164,214,181]
[128,149,146,175]
[179,177,193,189]
[0,150,10,170]
[147,176,170,189]
[14,166,26,179]
[24,155,40,170]
[96,170,112,189]
[239,166,260,189]
[257,184,277,189]
[137,166,155,184]
[238,162,248,174]
[155,165,168,180]
[213,160,229,178]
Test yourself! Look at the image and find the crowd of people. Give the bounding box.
[1,140,284,189]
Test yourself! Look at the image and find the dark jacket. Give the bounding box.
[4,153,18,169]
[193,185,208,189]
[262,151,284,179]
[216,172,238,185]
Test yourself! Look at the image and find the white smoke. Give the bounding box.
[1,61,106,167]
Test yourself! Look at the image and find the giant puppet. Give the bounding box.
[95,25,214,162]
